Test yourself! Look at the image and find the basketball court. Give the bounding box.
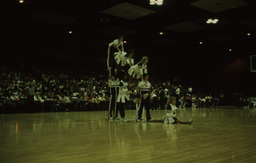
[1,108,256,162]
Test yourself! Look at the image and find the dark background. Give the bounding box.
[1,0,256,101]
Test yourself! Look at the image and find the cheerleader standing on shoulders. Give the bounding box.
[126,49,135,69]
[125,49,135,86]
[136,74,153,122]
[113,49,129,74]
[128,56,149,89]
[107,35,124,76]
[164,96,193,124]
[116,74,130,120]
[108,69,120,120]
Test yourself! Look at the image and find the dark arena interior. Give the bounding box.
[1,0,256,162]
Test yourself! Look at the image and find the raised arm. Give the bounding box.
[136,85,141,98]
[114,45,121,53]
[121,44,124,52]
[108,69,111,80]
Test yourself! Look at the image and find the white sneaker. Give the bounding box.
[147,118,153,122]
[188,120,193,125]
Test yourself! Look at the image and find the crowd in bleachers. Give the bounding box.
[0,64,223,113]
[233,92,256,108]
[0,64,110,113]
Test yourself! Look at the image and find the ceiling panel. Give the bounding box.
[240,18,256,28]
[190,0,248,13]
[98,27,137,36]
[29,11,76,26]
[101,2,156,20]
[165,21,204,33]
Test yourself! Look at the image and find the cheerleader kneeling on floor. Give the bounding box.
[164,96,193,125]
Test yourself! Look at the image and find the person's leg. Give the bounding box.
[145,98,151,121]
[175,117,193,124]
[109,93,115,119]
[120,102,125,118]
[108,95,112,119]
[134,79,139,90]
[114,102,119,119]
[136,98,143,121]
[113,90,118,119]
[153,100,157,110]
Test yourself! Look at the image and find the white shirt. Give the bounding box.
[126,57,134,66]
[108,79,120,88]
[188,87,192,93]
[138,81,151,94]
[117,80,130,103]
[167,104,177,117]
[175,88,180,95]
[138,81,151,100]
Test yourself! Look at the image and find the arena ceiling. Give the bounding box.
[4,0,256,52]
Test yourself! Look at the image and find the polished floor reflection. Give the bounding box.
[1,108,256,163]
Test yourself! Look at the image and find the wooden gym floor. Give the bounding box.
[1,107,256,163]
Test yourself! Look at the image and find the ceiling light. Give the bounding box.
[229,49,232,52]
[206,18,219,24]
[124,41,127,43]
[149,0,155,5]
[212,19,219,24]
[159,32,164,35]
[199,42,203,44]
[247,33,251,36]
[19,0,24,3]
[156,0,163,5]
[149,0,163,5]
[206,19,212,24]
[68,31,72,34]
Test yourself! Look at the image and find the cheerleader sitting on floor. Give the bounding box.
[164,96,193,124]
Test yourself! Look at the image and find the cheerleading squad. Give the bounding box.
[107,35,192,125]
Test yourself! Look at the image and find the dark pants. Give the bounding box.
[137,97,151,121]
[117,102,125,118]
[108,88,118,118]
[152,97,158,110]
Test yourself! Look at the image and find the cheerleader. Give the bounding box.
[164,96,193,124]
[125,49,135,84]
[114,51,127,67]
[136,74,153,122]
[126,49,135,68]
[116,74,130,120]
[107,35,124,76]
[128,56,148,88]
[108,69,120,120]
